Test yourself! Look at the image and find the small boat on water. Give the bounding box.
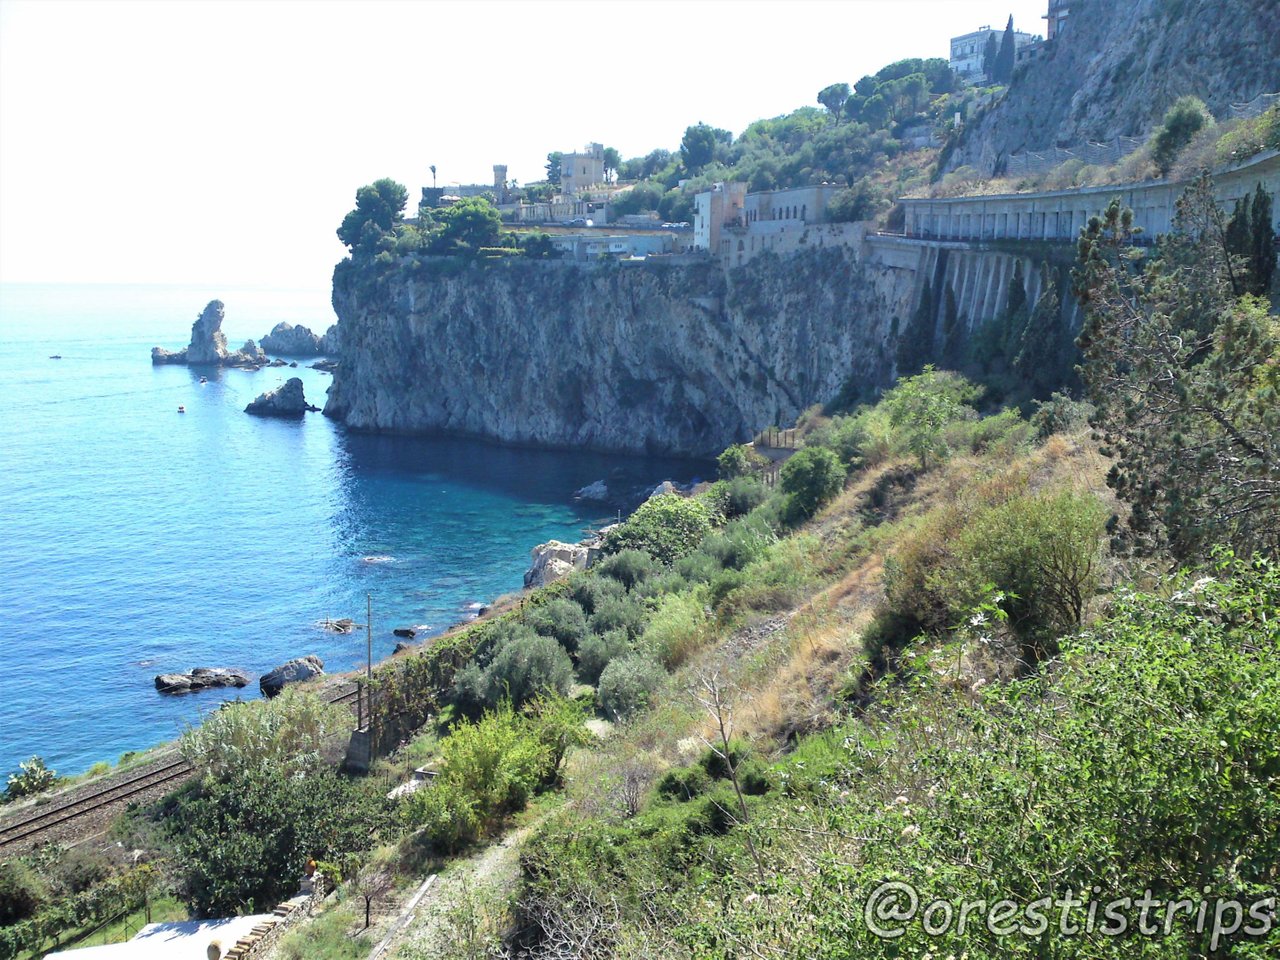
[199,376,208,384]
[177,405,186,413]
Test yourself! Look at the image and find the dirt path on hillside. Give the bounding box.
[382,815,547,959]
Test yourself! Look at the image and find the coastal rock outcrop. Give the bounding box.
[260,322,330,356]
[154,667,251,695]
[325,248,907,456]
[259,655,325,698]
[524,537,599,589]
[944,0,1280,176]
[244,377,318,417]
[151,300,270,369]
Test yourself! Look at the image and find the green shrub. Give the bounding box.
[881,366,981,469]
[588,594,650,640]
[603,495,717,565]
[450,661,490,717]
[0,861,47,926]
[1030,392,1093,437]
[952,490,1108,658]
[697,739,752,780]
[639,592,710,668]
[803,413,869,465]
[655,765,711,801]
[172,766,387,917]
[482,634,574,707]
[569,574,626,615]
[402,703,550,852]
[4,756,56,801]
[526,598,589,652]
[1152,95,1213,175]
[716,443,765,479]
[597,655,666,721]
[595,549,659,590]
[780,447,848,520]
[948,408,1032,457]
[718,476,769,518]
[703,515,775,570]
[576,629,631,685]
[53,848,112,896]
[675,549,723,584]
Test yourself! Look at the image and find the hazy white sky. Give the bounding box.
[0,0,1047,291]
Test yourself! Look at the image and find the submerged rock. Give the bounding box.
[244,377,318,417]
[155,667,251,695]
[575,480,609,501]
[260,655,325,698]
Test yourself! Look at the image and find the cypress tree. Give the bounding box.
[995,15,1016,84]
[983,33,999,82]
[942,285,965,368]
[1249,184,1275,296]
[897,280,935,376]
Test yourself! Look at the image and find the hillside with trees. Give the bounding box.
[4,165,1275,958]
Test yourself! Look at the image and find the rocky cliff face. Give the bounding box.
[325,249,914,457]
[947,0,1280,175]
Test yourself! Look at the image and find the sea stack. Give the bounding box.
[244,377,318,417]
[151,300,268,369]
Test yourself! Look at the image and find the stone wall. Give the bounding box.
[220,879,325,960]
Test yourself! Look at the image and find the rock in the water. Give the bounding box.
[151,346,188,364]
[393,641,412,654]
[575,480,609,501]
[225,339,266,369]
[155,667,251,695]
[185,300,230,364]
[261,322,327,357]
[525,539,593,588]
[259,655,325,698]
[151,300,269,369]
[393,627,416,639]
[310,358,339,373]
[244,377,318,417]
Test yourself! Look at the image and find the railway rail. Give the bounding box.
[0,680,364,852]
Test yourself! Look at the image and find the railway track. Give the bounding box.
[0,680,366,853]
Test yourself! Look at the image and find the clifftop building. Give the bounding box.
[1044,0,1070,40]
[694,182,857,268]
[560,143,605,197]
[949,24,1038,82]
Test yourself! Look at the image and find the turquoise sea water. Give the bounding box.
[0,284,706,775]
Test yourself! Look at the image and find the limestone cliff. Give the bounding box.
[946,0,1280,175]
[325,249,916,457]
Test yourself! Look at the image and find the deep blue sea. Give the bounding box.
[0,283,705,775]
